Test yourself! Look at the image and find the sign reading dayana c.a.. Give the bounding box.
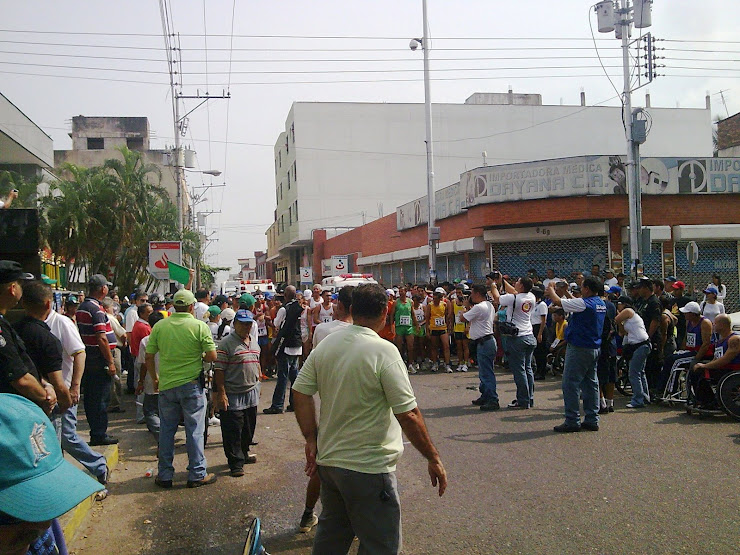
[397,155,740,231]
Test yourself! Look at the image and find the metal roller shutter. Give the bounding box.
[402,260,416,284]
[469,252,489,282]
[436,256,448,282]
[623,243,663,279]
[489,237,609,281]
[381,264,393,287]
[674,241,739,312]
[391,263,402,286]
[447,254,466,282]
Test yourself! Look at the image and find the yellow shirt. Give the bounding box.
[555,320,568,341]
[429,302,447,331]
[453,302,467,333]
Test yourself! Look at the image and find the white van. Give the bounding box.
[238,280,276,296]
[321,273,378,294]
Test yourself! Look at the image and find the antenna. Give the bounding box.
[715,89,731,118]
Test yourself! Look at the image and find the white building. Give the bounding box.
[266,91,713,285]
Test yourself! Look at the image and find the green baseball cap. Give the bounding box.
[207,305,222,316]
[238,293,256,308]
[173,288,196,306]
[0,394,103,522]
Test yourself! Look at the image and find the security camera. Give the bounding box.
[409,39,420,51]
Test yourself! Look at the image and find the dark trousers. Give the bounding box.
[532,324,548,377]
[220,406,257,471]
[82,349,112,441]
[123,344,135,392]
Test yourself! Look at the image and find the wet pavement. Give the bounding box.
[70,368,740,555]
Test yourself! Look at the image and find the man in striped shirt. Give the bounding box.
[76,274,119,446]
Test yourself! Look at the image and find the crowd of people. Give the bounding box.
[2,254,737,554]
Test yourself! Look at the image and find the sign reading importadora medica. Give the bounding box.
[148,241,182,280]
[331,255,349,276]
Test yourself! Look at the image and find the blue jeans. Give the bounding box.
[158,381,207,482]
[143,394,160,441]
[58,405,107,479]
[508,334,537,407]
[628,343,651,406]
[81,349,112,441]
[270,354,300,410]
[476,336,499,403]
[562,345,601,426]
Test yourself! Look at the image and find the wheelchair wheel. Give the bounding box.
[615,357,632,397]
[717,371,740,421]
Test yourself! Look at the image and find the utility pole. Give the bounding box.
[410,0,439,285]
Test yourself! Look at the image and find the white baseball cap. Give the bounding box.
[679,301,701,315]
[385,288,396,297]
[434,287,446,295]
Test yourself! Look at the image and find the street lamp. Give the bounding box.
[410,0,439,285]
[185,168,222,176]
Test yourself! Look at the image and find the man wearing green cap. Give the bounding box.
[239,293,260,352]
[0,393,104,554]
[144,288,218,488]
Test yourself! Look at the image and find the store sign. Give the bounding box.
[331,255,349,276]
[148,241,182,280]
[397,156,740,230]
[299,267,312,284]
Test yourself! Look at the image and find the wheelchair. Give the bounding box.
[546,346,565,377]
[615,355,631,397]
[685,368,740,421]
[659,359,691,407]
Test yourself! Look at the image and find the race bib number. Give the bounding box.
[714,346,724,360]
[686,333,696,348]
[258,326,267,336]
[399,315,411,326]
[455,311,463,324]
[322,316,332,323]
[434,317,446,327]
[416,312,425,322]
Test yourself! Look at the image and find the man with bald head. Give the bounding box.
[692,314,740,406]
[264,286,304,414]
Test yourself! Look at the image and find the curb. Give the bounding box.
[61,443,119,542]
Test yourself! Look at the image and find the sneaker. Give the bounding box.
[608,406,615,412]
[299,511,318,533]
[413,363,421,373]
[245,454,257,464]
[472,397,485,406]
[458,364,468,373]
[263,406,284,414]
[553,422,581,433]
[445,365,453,373]
[480,401,501,411]
[598,407,609,415]
[154,477,173,489]
[430,364,437,373]
[230,468,245,477]
[408,364,417,375]
[97,465,110,486]
[581,422,599,432]
[286,405,295,413]
[187,473,218,488]
[625,403,645,409]
[507,400,520,408]
[208,416,221,426]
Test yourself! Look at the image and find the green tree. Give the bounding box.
[0,170,42,208]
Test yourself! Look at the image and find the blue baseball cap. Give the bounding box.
[234,309,255,323]
[0,394,103,522]
[607,285,622,295]
[703,286,719,295]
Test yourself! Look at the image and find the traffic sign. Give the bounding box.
[686,241,699,265]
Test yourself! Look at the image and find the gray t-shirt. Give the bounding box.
[214,331,261,395]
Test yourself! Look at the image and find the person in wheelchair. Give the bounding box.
[549,307,567,361]
[691,315,740,409]
[657,301,713,399]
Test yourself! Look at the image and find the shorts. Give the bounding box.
[258,336,269,347]
[430,329,447,337]
[395,326,413,337]
[454,332,468,341]
[413,327,426,338]
[597,353,617,385]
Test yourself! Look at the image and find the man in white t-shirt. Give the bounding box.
[604,268,618,289]
[491,275,537,410]
[312,287,353,349]
[462,284,499,411]
[530,288,549,380]
[45,309,108,484]
[542,269,557,290]
[194,289,211,321]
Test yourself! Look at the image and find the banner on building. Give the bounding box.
[300,267,312,284]
[148,241,182,280]
[331,255,349,276]
[397,156,740,230]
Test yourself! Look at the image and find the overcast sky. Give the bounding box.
[2,1,738,274]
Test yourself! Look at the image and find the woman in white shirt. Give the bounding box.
[700,286,725,324]
[703,275,726,304]
[614,296,651,408]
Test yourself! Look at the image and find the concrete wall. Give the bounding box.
[0,92,54,167]
[70,116,149,151]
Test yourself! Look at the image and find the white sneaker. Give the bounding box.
[458,364,468,373]
[408,364,417,375]
[445,365,453,373]
[208,416,221,426]
[414,363,421,372]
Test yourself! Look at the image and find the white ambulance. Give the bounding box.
[321,273,378,293]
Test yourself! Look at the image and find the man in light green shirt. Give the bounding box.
[293,283,447,555]
[144,288,217,489]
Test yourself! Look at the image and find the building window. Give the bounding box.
[289,206,292,225]
[285,136,289,154]
[126,137,144,151]
[87,137,104,150]
[293,161,297,181]
[281,215,285,233]
[275,158,278,175]
[294,200,298,221]
[287,172,291,190]
[280,183,283,200]
[291,122,295,143]
[278,151,282,168]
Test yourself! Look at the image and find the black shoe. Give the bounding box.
[599,406,609,415]
[249,441,259,446]
[187,473,218,488]
[154,477,173,489]
[581,422,599,432]
[299,511,318,533]
[534,375,546,381]
[230,468,245,477]
[89,436,119,446]
[245,454,257,464]
[107,407,126,413]
[608,406,614,412]
[553,423,581,433]
[480,401,500,411]
[472,397,485,406]
[285,405,295,412]
[263,406,283,414]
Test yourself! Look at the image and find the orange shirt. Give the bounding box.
[378,300,396,340]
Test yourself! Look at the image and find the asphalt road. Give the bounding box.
[70,369,740,555]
